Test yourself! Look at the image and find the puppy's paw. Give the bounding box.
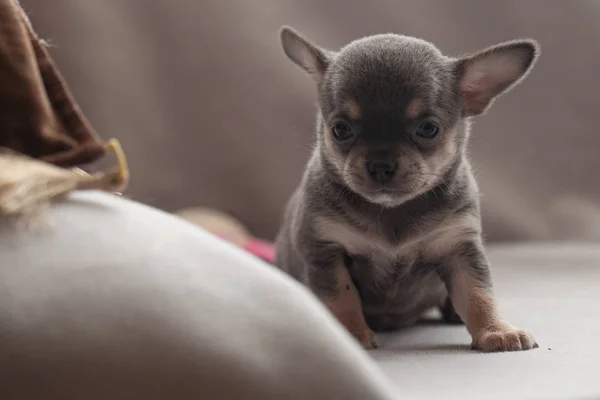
[353,328,379,350]
[472,322,538,352]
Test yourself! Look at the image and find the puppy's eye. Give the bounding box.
[415,121,440,139]
[331,121,355,141]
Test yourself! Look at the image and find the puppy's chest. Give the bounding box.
[344,234,430,288]
[320,219,434,285]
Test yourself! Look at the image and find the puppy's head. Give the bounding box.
[280,27,539,207]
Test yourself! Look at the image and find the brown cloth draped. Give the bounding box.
[0,0,104,167]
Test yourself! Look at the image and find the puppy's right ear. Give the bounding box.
[280,26,332,83]
[455,39,540,117]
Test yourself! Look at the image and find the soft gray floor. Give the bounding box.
[371,244,600,400]
[1,191,597,399]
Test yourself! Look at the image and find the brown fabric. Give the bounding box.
[0,0,104,167]
[19,0,600,242]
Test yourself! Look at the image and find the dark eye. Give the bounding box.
[415,121,440,139]
[331,121,355,141]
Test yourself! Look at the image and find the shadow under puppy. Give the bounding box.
[275,26,540,352]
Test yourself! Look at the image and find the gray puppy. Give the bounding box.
[275,26,539,352]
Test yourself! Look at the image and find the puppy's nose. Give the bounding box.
[366,159,397,183]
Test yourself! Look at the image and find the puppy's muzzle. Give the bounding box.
[366,158,397,184]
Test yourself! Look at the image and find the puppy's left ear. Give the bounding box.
[280,26,333,83]
[455,40,540,116]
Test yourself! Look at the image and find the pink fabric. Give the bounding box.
[243,238,275,263]
[215,233,275,263]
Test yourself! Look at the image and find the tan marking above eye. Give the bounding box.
[342,100,362,120]
[405,98,424,119]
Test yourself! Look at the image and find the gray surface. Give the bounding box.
[373,244,600,400]
[1,192,599,399]
[0,192,398,400]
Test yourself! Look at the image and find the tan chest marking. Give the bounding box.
[313,213,480,280]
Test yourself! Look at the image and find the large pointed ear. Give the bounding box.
[280,26,333,83]
[455,39,540,116]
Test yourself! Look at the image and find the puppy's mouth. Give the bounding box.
[367,187,409,197]
[369,187,407,194]
[355,185,417,207]
[352,177,431,207]
[364,189,409,207]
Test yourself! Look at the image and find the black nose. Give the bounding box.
[366,159,397,183]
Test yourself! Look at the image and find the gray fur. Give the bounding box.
[275,27,539,335]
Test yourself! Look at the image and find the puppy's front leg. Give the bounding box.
[307,257,378,350]
[445,240,538,352]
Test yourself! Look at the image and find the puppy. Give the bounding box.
[274,26,539,352]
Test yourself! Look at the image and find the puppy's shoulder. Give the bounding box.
[423,199,482,259]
